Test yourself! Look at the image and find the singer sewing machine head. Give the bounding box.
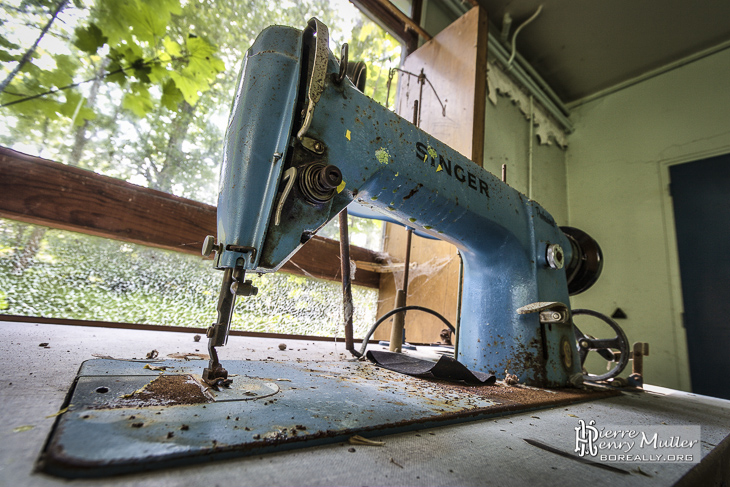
[38,19,640,478]
[203,19,609,388]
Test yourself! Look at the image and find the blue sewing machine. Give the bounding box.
[202,18,613,388]
[40,19,631,477]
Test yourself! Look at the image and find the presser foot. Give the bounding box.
[202,341,232,389]
[202,363,232,390]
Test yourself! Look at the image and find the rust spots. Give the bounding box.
[403,184,423,200]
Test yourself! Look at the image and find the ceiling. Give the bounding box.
[475,0,730,104]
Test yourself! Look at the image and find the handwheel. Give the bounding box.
[572,309,630,382]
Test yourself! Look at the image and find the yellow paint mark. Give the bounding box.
[436,165,443,172]
[423,154,428,163]
[337,180,346,193]
[395,172,399,177]
[13,425,35,433]
[345,129,351,141]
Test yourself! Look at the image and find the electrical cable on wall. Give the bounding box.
[507,5,543,69]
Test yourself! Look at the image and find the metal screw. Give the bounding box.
[314,141,324,152]
[579,339,590,349]
[551,312,561,321]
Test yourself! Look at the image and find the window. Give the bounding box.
[1,0,402,336]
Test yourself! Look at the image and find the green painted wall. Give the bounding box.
[565,47,730,391]
[482,96,568,224]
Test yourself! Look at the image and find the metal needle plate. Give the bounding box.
[40,359,614,478]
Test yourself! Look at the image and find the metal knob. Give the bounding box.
[202,235,219,257]
[231,280,258,296]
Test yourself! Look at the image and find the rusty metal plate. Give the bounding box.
[40,359,617,478]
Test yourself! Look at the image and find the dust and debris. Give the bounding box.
[144,364,173,371]
[347,447,356,453]
[167,352,209,361]
[193,335,201,342]
[504,369,519,385]
[633,466,653,477]
[145,350,159,359]
[348,435,384,446]
[131,422,144,428]
[13,425,35,433]
[390,458,404,468]
[113,375,211,408]
[45,406,70,418]
[278,343,287,351]
[180,424,189,431]
[38,342,50,348]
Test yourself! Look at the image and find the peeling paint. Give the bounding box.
[375,148,390,164]
[487,61,567,148]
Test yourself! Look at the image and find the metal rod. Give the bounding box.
[417,68,426,126]
[501,164,507,183]
[388,227,413,353]
[389,67,446,116]
[389,88,421,353]
[402,228,413,294]
[338,208,357,356]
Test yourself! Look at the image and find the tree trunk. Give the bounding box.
[12,227,46,274]
[69,59,110,166]
[154,100,195,193]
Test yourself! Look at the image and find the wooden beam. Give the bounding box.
[371,0,432,41]
[0,146,382,288]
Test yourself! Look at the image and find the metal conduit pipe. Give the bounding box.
[438,0,573,132]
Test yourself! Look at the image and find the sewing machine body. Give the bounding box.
[215,23,579,386]
[38,21,730,481]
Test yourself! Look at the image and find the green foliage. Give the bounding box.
[72,23,107,54]
[0,0,401,336]
[0,219,377,336]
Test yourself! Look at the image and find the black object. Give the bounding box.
[670,154,730,400]
[561,226,603,295]
[366,350,495,385]
[611,307,627,319]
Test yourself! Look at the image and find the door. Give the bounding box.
[670,153,730,399]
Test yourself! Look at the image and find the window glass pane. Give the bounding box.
[0,218,378,338]
[0,0,402,207]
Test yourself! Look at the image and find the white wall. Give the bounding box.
[565,47,730,391]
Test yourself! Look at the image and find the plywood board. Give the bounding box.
[376,7,488,344]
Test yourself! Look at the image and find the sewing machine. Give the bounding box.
[201,18,612,388]
[39,19,643,478]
